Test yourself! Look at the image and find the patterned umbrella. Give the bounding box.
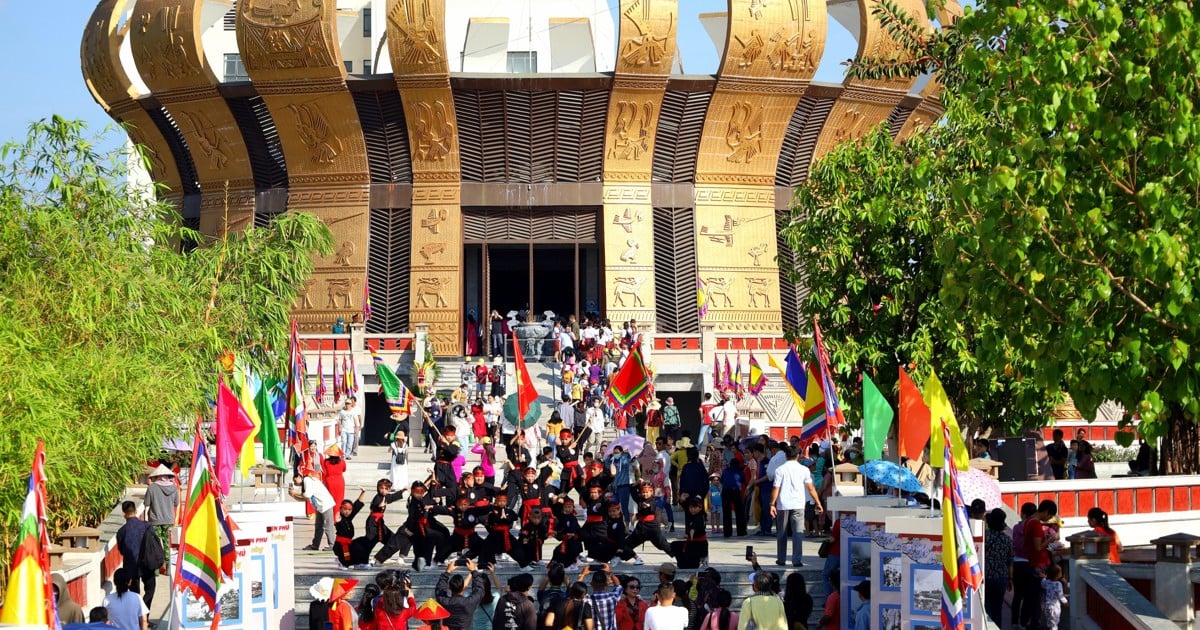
[858,460,927,494]
[604,434,646,458]
[958,467,1004,509]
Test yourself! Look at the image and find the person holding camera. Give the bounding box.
[578,563,622,630]
[435,558,488,630]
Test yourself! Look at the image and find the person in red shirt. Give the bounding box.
[821,517,841,595]
[614,576,648,630]
[698,393,716,450]
[1018,500,1058,629]
[818,569,840,630]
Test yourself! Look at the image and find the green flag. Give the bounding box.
[255,377,286,469]
[862,373,894,461]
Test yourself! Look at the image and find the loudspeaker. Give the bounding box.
[993,437,1040,481]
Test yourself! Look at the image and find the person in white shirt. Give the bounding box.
[291,471,336,551]
[644,584,689,630]
[770,447,822,567]
[720,396,739,439]
[337,399,357,460]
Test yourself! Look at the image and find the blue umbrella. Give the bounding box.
[858,460,927,494]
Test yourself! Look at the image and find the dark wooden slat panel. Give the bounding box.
[455,90,485,182]
[776,209,807,334]
[144,106,201,195]
[530,91,557,183]
[578,90,609,182]
[653,207,699,333]
[226,95,288,189]
[555,91,584,182]
[886,106,913,138]
[367,208,411,334]
[479,91,507,182]
[504,91,533,183]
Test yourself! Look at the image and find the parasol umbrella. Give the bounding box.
[859,460,927,494]
[604,434,645,457]
[503,395,542,429]
[957,467,1004,510]
[161,437,192,451]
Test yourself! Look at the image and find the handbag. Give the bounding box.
[817,539,832,558]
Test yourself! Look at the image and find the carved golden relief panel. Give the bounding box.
[82,0,183,197]
[237,0,343,81]
[720,0,827,81]
[259,92,369,179]
[387,0,449,76]
[694,93,802,185]
[809,0,929,162]
[410,202,462,355]
[693,194,782,333]
[128,0,210,92]
[602,202,656,326]
[615,0,678,76]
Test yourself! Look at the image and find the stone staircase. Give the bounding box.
[291,445,829,629]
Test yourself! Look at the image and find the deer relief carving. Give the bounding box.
[390,0,443,66]
[620,0,672,67]
[610,101,654,161]
[299,279,317,309]
[178,110,230,171]
[705,277,734,307]
[619,239,639,264]
[416,277,448,308]
[326,277,358,309]
[333,241,355,266]
[747,277,772,308]
[725,102,764,163]
[612,276,646,308]
[287,103,343,166]
[414,101,454,162]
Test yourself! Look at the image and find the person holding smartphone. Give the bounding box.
[578,563,622,630]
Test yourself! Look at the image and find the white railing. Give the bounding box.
[1076,563,1180,630]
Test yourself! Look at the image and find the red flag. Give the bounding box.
[898,367,932,461]
[215,375,255,495]
[512,332,538,420]
[607,345,652,410]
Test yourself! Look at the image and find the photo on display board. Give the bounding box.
[910,623,946,630]
[880,552,902,591]
[879,604,901,630]
[909,562,942,615]
[848,536,873,579]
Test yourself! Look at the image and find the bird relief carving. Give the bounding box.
[178,110,230,171]
[414,101,454,162]
[619,239,639,264]
[333,241,355,266]
[389,0,443,66]
[725,102,764,163]
[609,101,654,161]
[287,103,342,166]
[748,243,769,266]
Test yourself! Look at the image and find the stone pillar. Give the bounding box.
[1066,530,1113,629]
[700,323,716,390]
[1151,533,1200,629]
[350,323,366,354]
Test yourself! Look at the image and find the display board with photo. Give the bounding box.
[879,603,901,630]
[879,552,902,591]
[848,537,873,579]
[909,562,942,615]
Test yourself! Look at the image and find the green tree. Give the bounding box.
[852,0,1200,471]
[0,117,332,580]
[782,125,1050,434]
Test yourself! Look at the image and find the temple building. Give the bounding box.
[82,0,958,431]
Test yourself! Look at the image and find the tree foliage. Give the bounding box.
[829,0,1200,471]
[0,117,332,576]
[782,125,1051,434]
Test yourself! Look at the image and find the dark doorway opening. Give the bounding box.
[489,246,532,315]
[533,246,576,318]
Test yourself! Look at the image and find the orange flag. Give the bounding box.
[898,367,931,461]
[512,332,538,420]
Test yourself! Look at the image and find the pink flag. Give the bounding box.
[215,376,255,496]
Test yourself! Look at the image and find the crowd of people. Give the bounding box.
[309,554,825,630]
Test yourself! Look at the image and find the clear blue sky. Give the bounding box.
[0,1,856,150]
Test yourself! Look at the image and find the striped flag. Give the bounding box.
[941,419,983,630]
[712,355,721,391]
[177,425,236,628]
[346,354,359,397]
[607,344,652,411]
[811,318,845,427]
[234,363,263,479]
[314,347,327,406]
[332,347,342,405]
[748,350,767,395]
[697,278,710,318]
[363,277,373,322]
[723,355,733,390]
[734,353,745,398]
[767,352,804,412]
[370,344,412,416]
[801,361,828,441]
[0,440,57,628]
[285,319,308,452]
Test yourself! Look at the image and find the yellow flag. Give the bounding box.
[235,363,263,477]
[767,353,805,413]
[925,370,969,470]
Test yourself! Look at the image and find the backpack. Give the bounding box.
[140,529,165,573]
[537,589,566,629]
